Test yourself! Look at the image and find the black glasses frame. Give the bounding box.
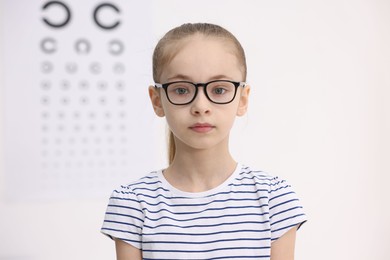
[154,80,246,105]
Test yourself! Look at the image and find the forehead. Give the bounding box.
[160,35,243,82]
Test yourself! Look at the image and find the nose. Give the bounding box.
[190,87,211,115]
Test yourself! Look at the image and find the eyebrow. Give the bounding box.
[166,74,192,82]
[166,74,234,82]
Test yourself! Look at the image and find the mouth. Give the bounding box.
[189,123,215,133]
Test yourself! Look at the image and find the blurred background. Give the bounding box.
[0,0,389,259]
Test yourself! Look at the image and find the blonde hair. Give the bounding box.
[152,23,247,165]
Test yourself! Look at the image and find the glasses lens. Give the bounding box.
[206,81,236,103]
[166,82,196,104]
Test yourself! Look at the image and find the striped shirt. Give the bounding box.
[101,164,307,259]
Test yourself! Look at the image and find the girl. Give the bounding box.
[101,23,306,260]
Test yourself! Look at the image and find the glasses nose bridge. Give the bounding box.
[194,82,208,89]
[193,82,210,101]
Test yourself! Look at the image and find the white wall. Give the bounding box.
[1,0,389,259]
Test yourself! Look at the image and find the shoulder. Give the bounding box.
[236,164,290,191]
[117,171,161,190]
[102,172,163,249]
[236,164,303,207]
[110,170,162,200]
[238,165,307,240]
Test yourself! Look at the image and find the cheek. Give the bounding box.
[163,107,184,131]
[165,112,177,127]
[160,95,177,117]
[219,107,238,128]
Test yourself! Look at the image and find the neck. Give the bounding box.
[164,141,237,192]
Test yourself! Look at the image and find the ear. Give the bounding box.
[236,85,250,117]
[148,86,165,117]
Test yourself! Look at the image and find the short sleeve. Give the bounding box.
[100,186,144,249]
[268,177,307,242]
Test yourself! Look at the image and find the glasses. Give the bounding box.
[154,80,246,105]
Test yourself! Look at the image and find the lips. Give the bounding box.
[189,123,215,133]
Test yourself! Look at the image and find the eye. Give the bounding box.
[210,84,231,95]
[174,87,189,95]
[168,83,193,96]
[213,87,226,95]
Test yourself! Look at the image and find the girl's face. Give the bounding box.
[149,34,250,152]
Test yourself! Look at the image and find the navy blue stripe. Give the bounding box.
[107,204,143,214]
[118,184,282,200]
[269,198,299,210]
[142,237,270,245]
[130,180,161,187]
[105,212,143,222]
[237,175,273,181]
[234,175,281,183]
[270,205,303,219]
[110,196,139,203]
[237,169,266,176]
[229,179,285,187]
[101,227,140,236]
[115,186,170,194]
[271,213,306,226]
[269,185,291,194]
[132,186,170,193]
[118,181,286,200]
[138,196,268,208]
[139,174,159,180]
[144,212,269,222]
[143,256,270,260]
[104,219,142,229]
[269,191,294,202]
[135,189,269,200]
[113,189,136,195]
[142,204,268,215]
[143,228,271,237]
[144,220,269,229]
[143,246,270,253]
